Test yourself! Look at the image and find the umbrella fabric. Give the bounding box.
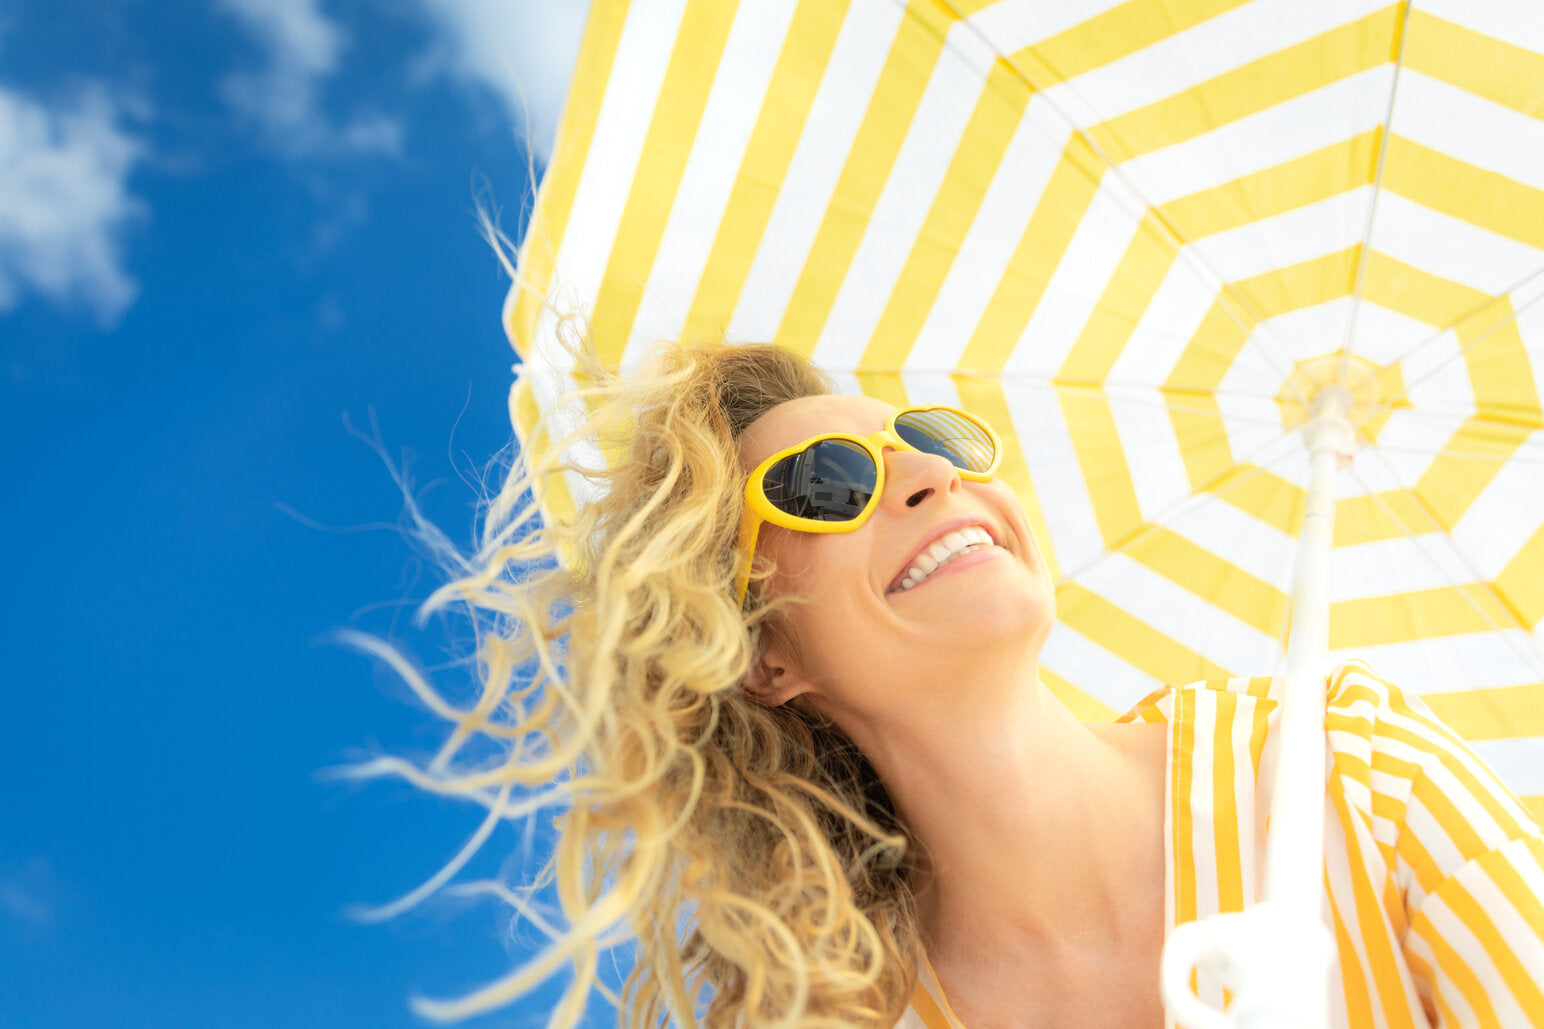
[505,0,1544,821]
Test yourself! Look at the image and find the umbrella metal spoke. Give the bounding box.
[1338,0,1414,382]
[934,0,1314,415]
[1361,263,1544,425]
[1350,456,1544,681]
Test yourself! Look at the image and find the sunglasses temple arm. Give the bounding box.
[735,501,764,609]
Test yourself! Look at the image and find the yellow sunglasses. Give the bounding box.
[734,404,1002,606]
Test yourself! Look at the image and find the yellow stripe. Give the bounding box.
[1424,684,1544,742]
[1524,796,1544,827]
[1403,9,1544,122]
[1055,214,1180,385]
[1059,388,1145,550]
[1007,0,1252,87]
[853,370,910,409]
[1384,135,1544,253]
[1325,788,1378,1028]
[1332,489,1434,547]
[1435,857,1544,1017]
[1041,666,1117,722]
[1231,246,1359,329]
[1212,464,1301,536]
[1154,129,1380,243]
[1057,583,1233,684]
[587,0,742,366]
[1415,419,1530,532]
[1495,524,1544,633]
[957,134,1105,374]
[678,0,852,345]
[1451,295,1544,430]
[1086,7,1401,164]
[1172,689,1198,924]
[908,978,953,1029]
[774,0,957,357]
[508,0,628,354]
[1361,250,1486,339]
[1124,528,1289,639]
[1211,693,1244,913]
[955,376,1060,584]
[1330,586,1520,648]
[862,59,1034,370]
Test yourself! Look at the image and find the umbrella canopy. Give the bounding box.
[505,0,1544,825]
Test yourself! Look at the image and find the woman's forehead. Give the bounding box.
[739,393,896,469]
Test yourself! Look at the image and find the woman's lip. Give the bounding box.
[888,544,1002,595]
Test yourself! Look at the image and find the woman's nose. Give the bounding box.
[881,446,961,510]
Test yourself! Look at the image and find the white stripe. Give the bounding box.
[1381,711,1531,844]
[812,19,998,370]
[1120,65,1393,207]
[897,371,962,409]
[1166,492,1297,594]
[1391,328,1477,420]
[1004,185,1146,379]
[1368,191,1544,298]
[1106,385,1193,525]
[548,0,688,324]
[907,96,1070,374]
[1470,736,1544,799]
[1104,255,1219,387]
[964,0,1129,57]
[1418,0,1544,60]
[727,0,905,341]
[1451,433,1544,581]
[1037,0,1390,131]
[1418,892,1534,1027]
[1328,533,1488,602]
[1391,71,1544,194]
[1216,393,1288,476]
[623,0,800,364]
[1004,380,1106,572]
[1072,551,1284,673]
[1331,632,1544,693]
[1188,187,1370,285]
[1039,621,1161,713]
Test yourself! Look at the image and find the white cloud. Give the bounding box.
[218,0,401,158]
[411,0,591,161]
[0,85,145,326]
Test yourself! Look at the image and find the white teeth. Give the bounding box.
[894,526,994,592]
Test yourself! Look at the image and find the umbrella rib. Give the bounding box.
[1361,263,1544,425]
[1348,456,1544,681]
[1056,430,1300,584]
[930,0,1313,412]
[1337,0,1414,382]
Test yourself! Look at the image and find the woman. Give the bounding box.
[400,339,1544,1028]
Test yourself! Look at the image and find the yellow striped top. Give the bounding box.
[899,661,1544,1028]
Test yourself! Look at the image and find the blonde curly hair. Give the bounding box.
[359,338,923,1027]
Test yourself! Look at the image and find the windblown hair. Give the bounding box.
[366,338,921,1027]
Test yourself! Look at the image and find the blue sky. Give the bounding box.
[1,2,600,1025]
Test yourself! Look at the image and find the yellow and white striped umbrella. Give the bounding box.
[504,0,1544,820]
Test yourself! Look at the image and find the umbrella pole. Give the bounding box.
[1161,386,1355,1029]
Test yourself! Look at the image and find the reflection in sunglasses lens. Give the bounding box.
[764,439,876,520]
[894,410,996,473]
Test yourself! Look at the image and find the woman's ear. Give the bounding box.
[742,621,812,707]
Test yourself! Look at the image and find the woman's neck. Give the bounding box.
[865,673,1169,966]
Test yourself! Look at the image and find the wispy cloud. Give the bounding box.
[410,0,590,161]
[0,84,145,326]
[218,0,401,159]
[0,856,59,930]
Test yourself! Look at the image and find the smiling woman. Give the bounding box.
[387,335,1544,1029]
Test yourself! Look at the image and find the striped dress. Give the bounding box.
[898,661,1544,1028]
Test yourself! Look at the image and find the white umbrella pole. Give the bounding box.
[1160,386,1355,1029]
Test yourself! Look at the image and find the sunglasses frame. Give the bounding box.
[734,404,1002,606]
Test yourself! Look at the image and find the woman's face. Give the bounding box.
[738,393,1056,743]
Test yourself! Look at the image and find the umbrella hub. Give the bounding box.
[1278,353,1382,465]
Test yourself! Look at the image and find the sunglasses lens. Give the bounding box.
[762,438,877,520]
[893,409,997,473]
